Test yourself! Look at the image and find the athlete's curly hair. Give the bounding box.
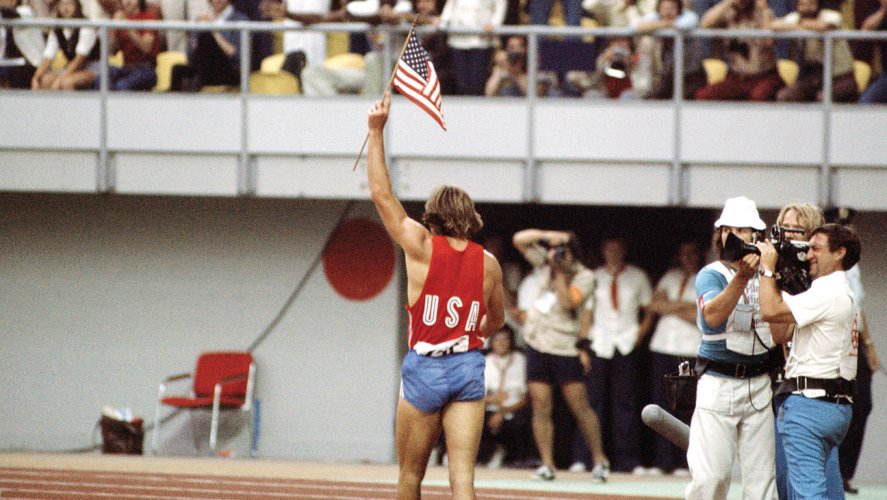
[421,185,483,239]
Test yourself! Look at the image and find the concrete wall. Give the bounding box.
[0,194,401,462]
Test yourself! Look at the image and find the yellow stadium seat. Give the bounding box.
[153,51,187,92]
[581,17,598,44]
[702,58,728,85]
[109,50,124,68]
[323,53,366,70]
[261,53,286,74]
[326,32,349,59]
[249,71,300,95]
[777,59,799,86]
[854,60,872,93]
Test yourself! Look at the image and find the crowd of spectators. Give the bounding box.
[1,0,885,101]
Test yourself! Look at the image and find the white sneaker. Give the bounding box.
[632,465,647,475]
[568,461,587,473]
[487,446,505,469]
[591,460,610,483]
[532,464,555,481]
[673,468,691,477]
[646,467,664,476]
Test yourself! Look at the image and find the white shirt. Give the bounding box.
[783,270,857,398]
[483,351,527,416]
[649,268,701,357]
[590,264,652,358]
[282,0,329,66]
[439,0,506,50]
[778,10,853,76]
[1,6,44,67]
[43,26,97,60]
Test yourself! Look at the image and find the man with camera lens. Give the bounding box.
[767,203,840,500]
[757,223,861,500]
[685,196,777,500]
[513,229,609,482]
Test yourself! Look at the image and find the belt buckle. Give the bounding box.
[798,377,808,391]
[735,364,746,378]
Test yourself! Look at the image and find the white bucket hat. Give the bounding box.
[714,196,766,230]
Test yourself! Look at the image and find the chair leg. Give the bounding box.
[151,401,163,455]
[210,386,222,451]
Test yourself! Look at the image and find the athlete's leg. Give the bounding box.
[561,380,607,465]
[528,381,556,469]
[395,397,442,500]
[442,399,485,500]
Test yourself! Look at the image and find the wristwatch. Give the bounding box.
[761,269,775,278]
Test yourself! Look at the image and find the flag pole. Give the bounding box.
[352,15,422,172]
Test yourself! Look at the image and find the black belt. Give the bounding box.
[812,396,852,405]
[696,357,771,379]
[781,377,855,398]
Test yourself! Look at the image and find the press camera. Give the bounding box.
[722,227,811,294]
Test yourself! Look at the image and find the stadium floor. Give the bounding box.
[1,452,885,499]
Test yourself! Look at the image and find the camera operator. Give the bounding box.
[757,223,861,500]
[513,229,609,482]
[767,203,842,500]
[686,196,777,500]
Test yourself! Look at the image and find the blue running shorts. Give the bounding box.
[400,349,486,414]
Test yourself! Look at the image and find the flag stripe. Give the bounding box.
[392,30,446,131]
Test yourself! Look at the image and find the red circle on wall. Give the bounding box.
[323,217,396,301]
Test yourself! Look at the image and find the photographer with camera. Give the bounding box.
[766,203,841,500]
[513,229,609,482]
[757,223,861,500]
[686,196,777,500]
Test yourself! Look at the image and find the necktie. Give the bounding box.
[610,275,619,311]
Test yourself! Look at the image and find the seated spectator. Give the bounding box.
[260,0,346,82]
[567,37,642,98]
[479,326,531,468]
[31,0,101,90]
[859,0,887,103]
[633,0,707,99]
[299,0,448,97]
[169,0,248,90]
[485,34,561,97]
[770,0,858,102]
[584,0,656,28]
[0,0,44,88]
[105,0,161,90]
[694,0,784,101]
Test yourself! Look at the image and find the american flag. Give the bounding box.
[392,30,446,131]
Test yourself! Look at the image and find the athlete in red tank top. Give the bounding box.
[407,236,487,354]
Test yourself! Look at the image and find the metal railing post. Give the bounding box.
[820,33,834,208]
[97,24,112,193]
[239,27,253,196]
[525,30,539,203]
[671,30,685,206]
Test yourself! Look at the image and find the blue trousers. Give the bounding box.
[777,394,851,500]
[576,350,641,472]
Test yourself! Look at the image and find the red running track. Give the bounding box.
[0,466,664,499]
